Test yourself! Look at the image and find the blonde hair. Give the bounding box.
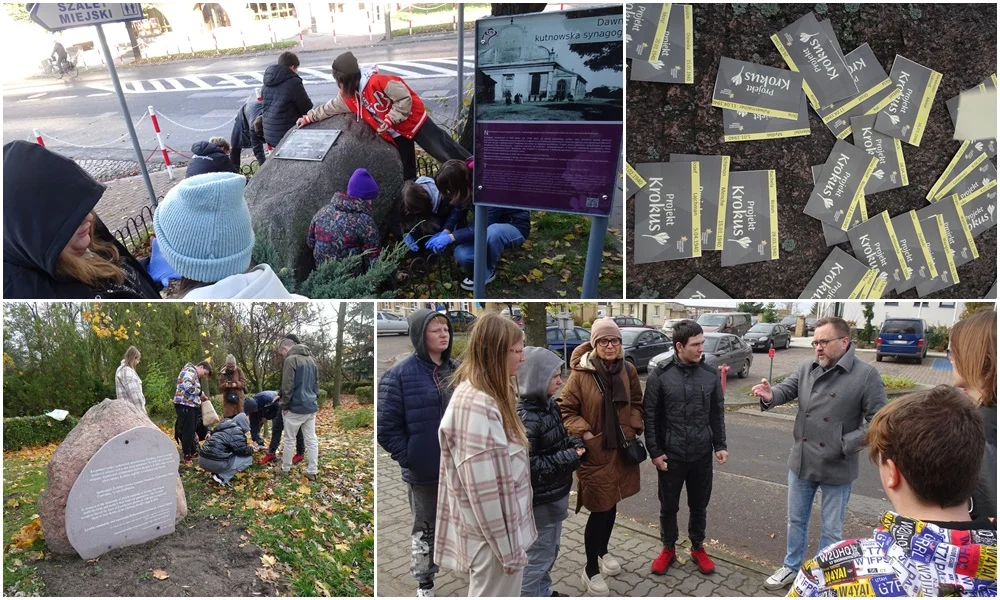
[950,309,997,407]
[123,345,141,368]
[453,312,527,446]
[209,136,231,153]
[55,213,126,287]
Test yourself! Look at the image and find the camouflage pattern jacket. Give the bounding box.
[307,192,380,267]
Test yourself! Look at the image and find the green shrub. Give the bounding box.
[882,374,916,389]
[317,388,329,408]
[582,321,592,329]
[451,337,468,358]
[338,408,374,430]
[143,360,178,420]
[4,415,79,451]
[355,385,373,405]
[925,325,950,351]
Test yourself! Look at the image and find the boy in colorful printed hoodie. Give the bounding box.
[307,168,381,269]
[295,51,470,181]
[174,361,213,462]
[789,385,997,597]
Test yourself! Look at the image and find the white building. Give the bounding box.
[840,301,967,328]
[478,23,588,103]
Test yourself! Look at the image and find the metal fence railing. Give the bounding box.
[113,205,155,255]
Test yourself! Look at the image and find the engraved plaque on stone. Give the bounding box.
[274,129,342,161]
[65,427,179,559]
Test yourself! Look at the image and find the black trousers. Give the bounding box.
[584,505,617,574]
[175,404,201,457]
[657,453,714,549]
[394,117,472,181]
[267,409,305,455]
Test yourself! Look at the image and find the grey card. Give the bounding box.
[874,55,943,147]
[671,153,730,251]
[916,195,980,268]
[712,57,804,120]
[723,91,811,142]
[625,162,647,201]
[960,186,998,238]
[946,74,997,158]
[771,12,858,108]
[817,19,844,59]
[986,280,997,299]
[626,3,671,62]
[889,210,938,294]
[810,164,866,246]
[936,157,997,204]
[848,211,909,297]
[629,4,693,84]
[851,114,909,194]
[916,215,960,297]
[799,246,881,300]
[805,139,877,230]
[721,170,779,267]
[928,144,992,201]
[675,274,732,299]
[819,44,898,139]
[633,162,701,263]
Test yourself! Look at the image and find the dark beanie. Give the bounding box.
[283,333,300,344]
[332,51,360,75]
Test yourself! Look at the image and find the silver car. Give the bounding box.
[376,311,409,336]
[648,333,754,379]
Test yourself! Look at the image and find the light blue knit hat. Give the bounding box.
[152,172,254,283]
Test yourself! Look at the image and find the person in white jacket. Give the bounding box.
[435,312,536,597]
[115,345,146,412]
[152,172,304,300]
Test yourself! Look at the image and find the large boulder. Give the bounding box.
[244,114,404,282]
[38,399,187,556]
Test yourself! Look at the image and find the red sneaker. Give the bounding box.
[260,453,278,465]
[651,548,676,575]
[292,454,304,464]
[691,547,716,574]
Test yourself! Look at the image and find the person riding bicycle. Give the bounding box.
[51,41,68,74]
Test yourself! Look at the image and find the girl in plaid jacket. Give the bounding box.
[435,313,537,597]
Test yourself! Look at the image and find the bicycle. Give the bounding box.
[48,55,78,80]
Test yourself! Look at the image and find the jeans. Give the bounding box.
[521,519,562,597]
[408,482,439,590]
[266,409,305,456]
[657,453,714,549]
[783,470,853,571]
[395,118,471,181]
[281,411,319,475]
[453,223,526,274]
[199,453,254,483]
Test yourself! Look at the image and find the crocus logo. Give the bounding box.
[820,196,835,209]
[728,237,752,248]
[799,32,820,43]
[873,169,885,180]
[731,66,745,86]
[887,114,901,125]
[643,232,671,245]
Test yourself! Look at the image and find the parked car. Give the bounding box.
[546,313,559,326]
[376,311,409,336]
[696,312,753,337]
[501,307,524,326]
[648,333,754,379]
[546,325,593,364]
[611,315,652,329]
[876,318,928,363]
[447,309,477,331]
[779,316,798,330]
[805,317,818,335]
[743,323,792,351]
[660,318,686,338]
[620,326,673,371]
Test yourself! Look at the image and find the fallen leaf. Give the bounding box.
[297,485,311,495]
[540,258,554,266]
[557,291,567,297]
[260,554,277,567]
[152,569,169,580]
[530,269,543,279]
[770,533,776,539]
[315,580,332,596]
[334,543,351,552]
[565,234,576,241]
[255,566,280,582]
[11,518,42,549]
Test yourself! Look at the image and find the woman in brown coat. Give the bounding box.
[559,318,644,596]
[218,354,247,418]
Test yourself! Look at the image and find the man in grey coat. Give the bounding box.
[752,317,886,591]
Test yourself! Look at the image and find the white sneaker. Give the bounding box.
[460,271,496,292]
[416,588,435,597]
[764,565,797,590]
[580,570,609,596]
[599,553,621,576]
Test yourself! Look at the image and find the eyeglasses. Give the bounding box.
[811,337,848,349]
[596,338,622,348]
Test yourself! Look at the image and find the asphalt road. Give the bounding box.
[2,37,475,162]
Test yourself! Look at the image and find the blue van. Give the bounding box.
[876,318,928,363]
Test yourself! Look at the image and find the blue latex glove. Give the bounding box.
[402,233,420,252]
[426,232,453,254]
[148,237,181,287]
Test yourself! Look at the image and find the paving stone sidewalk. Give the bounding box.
[376,451,781,597]
[94,169,185,232]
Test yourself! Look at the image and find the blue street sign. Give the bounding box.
[29,3,145,33]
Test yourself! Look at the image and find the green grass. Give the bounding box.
[881,374,916,390]
[2,405,374,597]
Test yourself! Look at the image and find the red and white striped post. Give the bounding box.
[188,35,194,54]
[452,3,457,30]
[408,19,412,35]
[165,46,170,58]
[268,23,275,47]
[297,19,304,47]
[148,106,174,180]
[33,129,44,146]
[240,29,246,50]
[330,14,337,44]
[212,32,220,55]
[367,9,373,41]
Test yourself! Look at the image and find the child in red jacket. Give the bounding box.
[296,51,470,181]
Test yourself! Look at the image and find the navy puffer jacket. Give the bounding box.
[261,64,313,146]
[377,309,457,484]
[186,141,237,178]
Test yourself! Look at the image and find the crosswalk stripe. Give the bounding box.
[148,80,167,91]
[164,78,185,90]
[298,67,334,81]
[88,92,112,97]
[216,73,246,87]
[424,58,476,67]
[183,76,213,89]
[49,95,78,100]
[390,61,457,76]
[242,71,265,82]
[378,64,433,78]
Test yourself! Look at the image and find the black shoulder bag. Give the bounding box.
[591,365,647,465]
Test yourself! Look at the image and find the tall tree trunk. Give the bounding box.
[333,303,346,408]
[384,2,392,40]
[126,22,141,61]
[458,3,547,152]
[524,303,548,348]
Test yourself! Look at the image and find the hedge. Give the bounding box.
[338,407,374,430]
[355,385,374,405]
[4,414,79,451]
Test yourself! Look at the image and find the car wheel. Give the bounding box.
[738,359,750,379]
[876,353,883,362]
[401,329,409,336]
[784,337,791,349]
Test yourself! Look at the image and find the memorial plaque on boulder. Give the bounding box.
[273,129,342,161]
[65,427,179,559]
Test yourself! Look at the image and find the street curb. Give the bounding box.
[736,409,795,422]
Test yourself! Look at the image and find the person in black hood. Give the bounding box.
[199,412,255,487]
[230,95,267,168]
[377,308,457,597]
[517,346,585,598]
[3,141,160,299]
[261,51,313,147]
[186,137,239,178]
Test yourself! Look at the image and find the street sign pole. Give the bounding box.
[472,204,488,298]
[768,347,775,381]
[96,24,158,207]
[582,215,609,298]
[456,3,464,103]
